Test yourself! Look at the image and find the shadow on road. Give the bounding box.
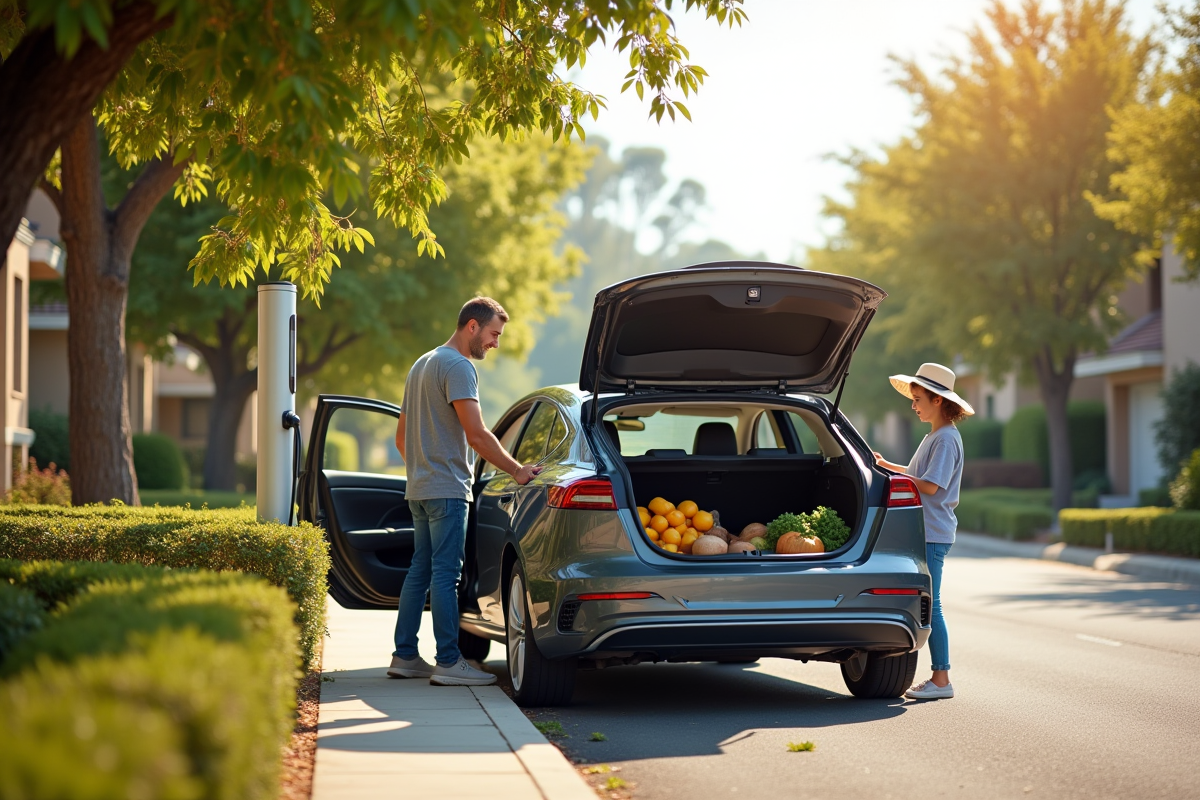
[486,658,907,762]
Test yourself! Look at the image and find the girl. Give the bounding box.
[873,362,973,700]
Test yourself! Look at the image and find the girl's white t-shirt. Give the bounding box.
[906,425,964,544]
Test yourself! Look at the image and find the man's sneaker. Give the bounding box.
[387,655,435,679]
[430,657,498,687]
[905,680,954,700]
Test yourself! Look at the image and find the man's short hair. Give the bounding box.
[457,296,509,330]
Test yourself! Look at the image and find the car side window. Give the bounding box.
[515,402,558,464]
[544,412,570,462]
[322,406,403,475]
[480,408,530,481]
[786,412,822,455]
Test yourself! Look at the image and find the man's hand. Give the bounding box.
[514,464,543,485]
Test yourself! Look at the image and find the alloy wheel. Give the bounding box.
[507,573,527,692]
[843,651,868,682]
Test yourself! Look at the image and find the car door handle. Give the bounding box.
[499,493,515,505]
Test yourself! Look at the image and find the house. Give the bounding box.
[1075,244,1200,503]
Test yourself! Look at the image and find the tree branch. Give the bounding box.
[298,326,363,377]
[113,153,190,264]
[170,329,222,374]
[38,178,64,215]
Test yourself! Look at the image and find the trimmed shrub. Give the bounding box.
[1155,362,1200,478]
[1169,448,1200,510]
[1059,507,1200,558]
[1139,486,1173,508]
[324,430,360,472]
[956,490,1053,540]
[1001,401,1107,484]
[0,581,44,662]
[958,417,1004,459]
[0,560,297,799]
[961,459,1043,489]
[132,433,187,491]
[28,406,69,473]
[0,506,328,666]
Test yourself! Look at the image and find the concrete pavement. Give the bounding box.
[955,530,1200,586]
[312,603,594,800]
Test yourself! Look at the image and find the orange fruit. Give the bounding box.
[645,527,659,542]
[677,500,699,518]
[650,515,670,533]
[663,543,679,553]
[674,523,689,536]
[685,527,698,539]
[665,509,686,528]
[692,510,714,532]
[661,528,682,546]
[638,507,651,527]
[648,497,674,516]
[680,532,698,553]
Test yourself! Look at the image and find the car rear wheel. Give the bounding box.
[840,650,918,698]
[506,563,576,707]
[459,628,492,661]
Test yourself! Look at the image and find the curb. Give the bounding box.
[471,685,596,800]
[954,531,1200,586]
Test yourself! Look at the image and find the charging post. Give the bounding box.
[257,282,298,524]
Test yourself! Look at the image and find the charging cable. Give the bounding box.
[282,411,302,526]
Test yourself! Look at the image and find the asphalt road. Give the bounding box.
[484,549,1200,800]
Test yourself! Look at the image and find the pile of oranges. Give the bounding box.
[638,497,715,554]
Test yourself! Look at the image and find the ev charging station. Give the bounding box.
[256,282,301,524]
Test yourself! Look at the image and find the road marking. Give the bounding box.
[1076,633,1122,647]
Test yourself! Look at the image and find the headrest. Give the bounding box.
[692,422,737,456]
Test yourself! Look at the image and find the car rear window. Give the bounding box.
[605,411,740,457]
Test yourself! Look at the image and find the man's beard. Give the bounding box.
[468,331,488,359]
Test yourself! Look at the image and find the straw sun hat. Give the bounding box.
[888,363,975,416]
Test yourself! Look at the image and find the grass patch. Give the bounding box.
[140,489,254,509]
[605,777,628,790]
[534,720,567,737]
[590,731,608,742]
[787,741,816,752]
[583,765,613,774]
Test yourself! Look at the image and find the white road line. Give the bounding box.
[1076,633,1122,647]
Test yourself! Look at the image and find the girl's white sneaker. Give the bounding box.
[905,680,954,700]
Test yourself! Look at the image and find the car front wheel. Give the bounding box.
[506,563,576,707]
[840,650,919,698]
[459,628,492,661]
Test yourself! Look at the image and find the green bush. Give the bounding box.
[0,581,44,663]
[957,417,1004,459]
[182,445,206,489]
[324,430,360,472]
[0,560,297,799]
[3,460,71,505]
[140,489,254,509]
[1139,486,1173,508]
[132,433,187,491]
[1001,401,1107,483]
[956,490,1053,540]
[236,453,258,492]
[0,506,328,666]
[1169,448,1200,510]
[1155,362,1200,479]
[28,406,69,473]
[1059,507,1200,557]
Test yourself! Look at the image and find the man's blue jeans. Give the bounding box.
[926,542,952,671]
[393,498,468,667]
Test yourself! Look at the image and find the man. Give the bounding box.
[388,297,542,686]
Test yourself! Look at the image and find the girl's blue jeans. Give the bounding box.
[393,498,469,667]
[926,542,952,671]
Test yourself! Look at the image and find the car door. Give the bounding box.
[299,394,411,610]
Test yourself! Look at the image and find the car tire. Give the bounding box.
[506,562,576,707]
[459,628,492,661]
[840,650,919,699]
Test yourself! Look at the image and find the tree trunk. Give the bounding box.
[1034,350,1077,514]
[60,119,138,505]
[59,116,186,505]
[0,2,170,260]
[203,370,257,491]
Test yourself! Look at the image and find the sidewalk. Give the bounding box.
[954,531,1200,586]
[312,602,594,800]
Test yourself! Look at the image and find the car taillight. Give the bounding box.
[886,475,922,508]
[863,588,921,595]
[546,477,617,510]
[575,592,657,601]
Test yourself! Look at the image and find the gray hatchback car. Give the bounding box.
[299,262,932,706]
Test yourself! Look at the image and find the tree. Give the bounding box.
[822,0,1151,511]
[127,133,588,489]
[0,0,745,504]
[1093,2,1200,278]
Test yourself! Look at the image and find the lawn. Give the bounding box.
[140,489,254,509]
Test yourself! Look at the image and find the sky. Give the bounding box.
[568,0,1179,263]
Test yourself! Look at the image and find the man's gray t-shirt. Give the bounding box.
[906,425,964,544]
[400,346,478,501]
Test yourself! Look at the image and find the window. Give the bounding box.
[323,406,402,475]
[605,409,740,456]
[182,398,212,439]
[480,408,530,480]
[786,412,822,455]
[13,277,22,393]
[515,402,559,464]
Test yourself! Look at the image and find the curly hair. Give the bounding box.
[911,383,969,424]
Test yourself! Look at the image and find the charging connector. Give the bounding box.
[282,411,302,525]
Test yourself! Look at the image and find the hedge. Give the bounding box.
[0,505,328,666]
[956,491,1053,541]
[29,406,70,473]
[0,560,297,799]
[1001,401,1107,484]
[958,417,1004,459]
[1059,508,1200,558]
[133,433,188,491]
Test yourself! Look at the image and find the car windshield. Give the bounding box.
[605,410,739,457]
